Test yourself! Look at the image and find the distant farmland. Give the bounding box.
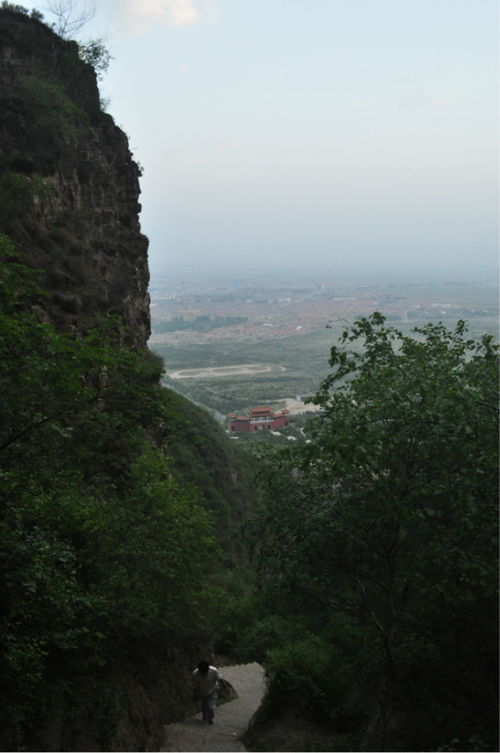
[168,363,286,379]
[151,274,498,416]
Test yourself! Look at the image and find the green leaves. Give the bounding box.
[77,39,112,80]
[18,72,88,143]
[253,313,499,751]
[0,243,219,746]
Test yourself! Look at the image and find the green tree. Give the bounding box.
[0,237,217,748]
[253,314,498,751]
[77,38,111,79]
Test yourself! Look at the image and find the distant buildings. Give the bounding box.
[228,405,289,433]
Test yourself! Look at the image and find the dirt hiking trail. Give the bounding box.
[160,662,265,752]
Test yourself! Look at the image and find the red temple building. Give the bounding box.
[228,406,289,433]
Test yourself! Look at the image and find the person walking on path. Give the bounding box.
[192,661,221,725]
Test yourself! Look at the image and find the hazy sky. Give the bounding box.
[35,0,498,278]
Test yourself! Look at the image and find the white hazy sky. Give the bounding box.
[35,0,498,278]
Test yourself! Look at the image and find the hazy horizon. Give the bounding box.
[31,0,499,280]
[148,251,498,285]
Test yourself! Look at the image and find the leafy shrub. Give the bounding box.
[78,38,112,80]
[19,73,87,145]
[234,615,297,663]
[266,635,346,717]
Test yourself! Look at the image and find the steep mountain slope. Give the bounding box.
[0,8,257,751]
[0,6,149,347]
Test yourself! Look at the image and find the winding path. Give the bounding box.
[160,663,265,752]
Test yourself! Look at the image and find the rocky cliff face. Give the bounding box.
[0,8,150,348]
[0,12,257,753]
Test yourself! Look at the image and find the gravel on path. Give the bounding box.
[160,662,265,752]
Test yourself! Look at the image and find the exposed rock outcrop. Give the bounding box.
[0,7,150,348]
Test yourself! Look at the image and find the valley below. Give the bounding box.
[149,269,498,420]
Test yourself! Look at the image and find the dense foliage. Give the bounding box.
[249,313,498,752]
[0,236,219,749]
[0,9,254,748]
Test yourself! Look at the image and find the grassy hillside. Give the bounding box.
[160,387,257,552]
